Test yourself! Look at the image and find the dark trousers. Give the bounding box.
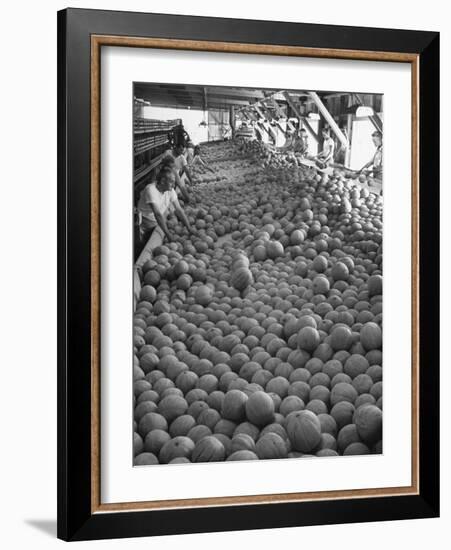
[134,224,155,261]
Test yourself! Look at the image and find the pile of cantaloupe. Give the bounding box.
[133,140,382,465]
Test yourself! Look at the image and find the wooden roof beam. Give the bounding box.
[308,91,349,148]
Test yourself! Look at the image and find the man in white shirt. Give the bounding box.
[316,128,335,168]
[358,130,383,181]
[160,155,190,202]
[190,145,215,173]
[185,141,195,165]
[137,165,194,246]
[173,145,193,186]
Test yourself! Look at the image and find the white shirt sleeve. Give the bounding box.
[170,189,180,208]
[146,185,164,211]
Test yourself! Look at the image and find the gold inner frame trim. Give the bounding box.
[90,34,420,514]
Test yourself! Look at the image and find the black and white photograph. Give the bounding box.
[132,83,383,466]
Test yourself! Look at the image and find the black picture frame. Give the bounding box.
[57,8,439,541]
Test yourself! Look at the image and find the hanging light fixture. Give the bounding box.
[355,105,375,117]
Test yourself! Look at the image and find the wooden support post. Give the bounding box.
[283,91,319,142]
[229,105,236,133]
[308,91,349,149]
[317,115,324,152]
[344,114,353,167]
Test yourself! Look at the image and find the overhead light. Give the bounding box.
[346,103,375,117]
[356,105,375,117]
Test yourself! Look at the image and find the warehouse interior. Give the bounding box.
[133,83,383,465]
[134,83,382,262]
[134,83,382,183]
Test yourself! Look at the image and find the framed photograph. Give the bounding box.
[57,8,439,541]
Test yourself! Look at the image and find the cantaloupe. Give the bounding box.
[260,423,288,441]
[174,260,190,277]
[144,429,171,455]
[352,374,374,395]
[186,425,212,443]
[169,415,196,437]
[194,285,213,306]
[212,433,232,456]
[157,395,188,423]
[312,255,328,273]
[191,436,226,462]
[343,442,370,455]
[231,267,253,291]
[221,389,248,421]
[344,354,370,378]
[255,433,288,459]
[286,410,322,452]
[140,285,157,303]
[207,390,225,412]
[140,352,160,374]
[265,376,290,398]
[227,450,259,461]
[169,457,191,464]
[306,399,328,415]
[214,418,237,438]
[360,322,382,351]
[134,400,158,422]
[316,448,339,457]
[317,433,338,451]
[331,262,349,281]
[233,421,260,441]
[330,382,358,406]
[312,275,330,295]
[138,412,168,437]
[297,327,320,352]
[330,326,353,351]
[253,245,267,262]
[330,401,355,430]
[134,452,159,466]
[159,436,195,463]
[134,432,144,456]
[231,433,256,453]
[197,408,222,429]
[245,391,275,427]
[279,395,305,416]
[368,274,382,297]
[337,423,360,452]
[354,404,382,444]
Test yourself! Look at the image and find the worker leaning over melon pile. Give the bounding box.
[137,165,195,249]
[159,156,190,203]
[357,130,383,181]
[163,144,195,188]
[189,145,215,174]
[313,128,335,169]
